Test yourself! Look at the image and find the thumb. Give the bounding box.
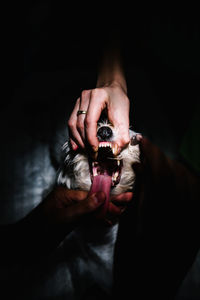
[62,192,106,223]
[78,191,106,214]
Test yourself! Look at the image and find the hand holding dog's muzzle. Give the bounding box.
[68,84,130,154]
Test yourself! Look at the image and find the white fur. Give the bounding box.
[56,123,140,299]
[57,126,140,194]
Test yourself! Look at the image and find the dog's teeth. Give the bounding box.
[112,174,116,181]
[112,171,119,182]
[112,143,118,156]
[93,168,98,176]
[117,160,120,166]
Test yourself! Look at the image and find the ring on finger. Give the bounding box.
[77,110,87,116]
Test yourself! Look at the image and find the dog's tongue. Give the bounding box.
[89,175,112,217]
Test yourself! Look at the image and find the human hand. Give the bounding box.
[68,83,130,154]
[106,192,133,225]
[7,187,107,260]
[41,186,132,227]
[41,186,106,226]
[10,187,133,260]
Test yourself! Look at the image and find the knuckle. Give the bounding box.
[123,137,130,145]
[84,116,91,128]
[91,88,108,101]
[81,89,90,99]
[67,118,74,129]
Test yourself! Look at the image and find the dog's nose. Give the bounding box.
[97,126,113,141]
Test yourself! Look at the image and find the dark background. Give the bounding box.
[1,2,200,299]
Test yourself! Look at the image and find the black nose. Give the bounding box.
[97,126,113,141]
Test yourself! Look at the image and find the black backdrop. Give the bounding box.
[1,2,200,299]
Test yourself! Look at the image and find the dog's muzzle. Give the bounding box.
[97,126,113,141]
[91,125,121,185]
[88,124,123,215]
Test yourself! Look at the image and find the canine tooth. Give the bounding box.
[112,171,119,181]
[112,174,116,181]
[93,168,98,176]
[117,160,120,166]
[112,143,118,155]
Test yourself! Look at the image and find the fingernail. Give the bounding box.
[71,142,78,151]
[93,146,98,153]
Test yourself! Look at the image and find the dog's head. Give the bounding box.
[57,117,140,196]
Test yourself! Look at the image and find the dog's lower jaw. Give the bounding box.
[57,141,140,195]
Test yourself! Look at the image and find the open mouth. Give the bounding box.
[90,141,123,187]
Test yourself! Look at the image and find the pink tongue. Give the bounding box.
[89,175,112,217]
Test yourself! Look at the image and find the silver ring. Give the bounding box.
[77,110,87,116]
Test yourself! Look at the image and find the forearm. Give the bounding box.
[96,38,127,93]
[0,207,66,265]
[0,201,73,265]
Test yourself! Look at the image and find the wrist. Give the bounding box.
[109,80,127,94]
[96,79,127,95]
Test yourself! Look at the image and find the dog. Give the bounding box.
[57,119,140,195]
[55,118,141,298]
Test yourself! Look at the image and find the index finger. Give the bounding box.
[54,187,89,204]
[84,89,108,151]
[110,192,133,204]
